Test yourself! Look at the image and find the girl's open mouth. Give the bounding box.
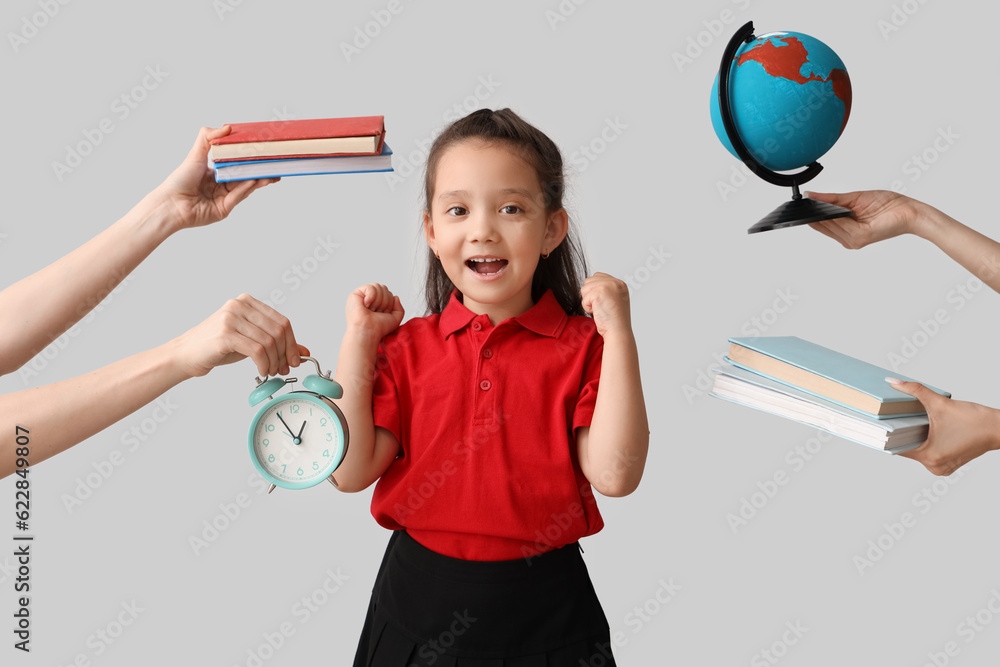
[466,257,508,276]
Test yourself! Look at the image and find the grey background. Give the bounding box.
[2,0,998,664]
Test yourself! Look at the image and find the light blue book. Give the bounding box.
[212,143,393,182]
[725,336,950,420]
[710,363,928,453]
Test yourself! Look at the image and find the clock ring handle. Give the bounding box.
[300,356,344,400]
[252,356,328,385]
[249,356,342,404]
[299,356,331,379]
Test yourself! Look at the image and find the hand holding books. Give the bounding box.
[152,125,279,233]
[715,337,1000,474]
[887,378,1000,476]
[804,190,1000,473]
[711,336,947,453]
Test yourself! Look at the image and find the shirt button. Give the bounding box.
[472,321,483,331]
[479,380,492,391]
[482,348,493,359]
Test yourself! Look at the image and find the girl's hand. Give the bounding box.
[345,283,405,341]
[581,272,632,338]
[805,190,921,249]
[171,294,308,379]
[888,378,1000,475]
[153,126,279,233]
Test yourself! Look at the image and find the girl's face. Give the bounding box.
[424,140,567,324]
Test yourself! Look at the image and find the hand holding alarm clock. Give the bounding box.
[247,356,349,492]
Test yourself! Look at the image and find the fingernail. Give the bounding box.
[885,377,902,385]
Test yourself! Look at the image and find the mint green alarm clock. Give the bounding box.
[247,356,349,492]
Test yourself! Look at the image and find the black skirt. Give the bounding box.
[353,530,617,666]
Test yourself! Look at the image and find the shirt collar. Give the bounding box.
[438,289,569,338]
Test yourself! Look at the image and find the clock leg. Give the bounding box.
[327,475,339,489]
[267,484,276,494]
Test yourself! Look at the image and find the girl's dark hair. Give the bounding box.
[422,108,588,316]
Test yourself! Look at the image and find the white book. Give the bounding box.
[710,363,928,454]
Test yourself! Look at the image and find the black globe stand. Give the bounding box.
[718,21,854,234]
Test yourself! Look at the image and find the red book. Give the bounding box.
[209,115,385,162]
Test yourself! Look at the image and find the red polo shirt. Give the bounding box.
[369,289,605,561]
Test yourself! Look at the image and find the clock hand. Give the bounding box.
[276,413,296,438]
[295,420,306,442]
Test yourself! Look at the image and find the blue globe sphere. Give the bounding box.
[710,31,852,172]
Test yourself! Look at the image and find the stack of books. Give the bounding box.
[208,115,392,182]
[710,336,951,453]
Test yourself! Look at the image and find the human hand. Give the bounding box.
[153,126,279,232]
[887,378,1000,475]
[581,272,632,338]
[345,283,405,341]
[170,294,308,379]
[806,190,922,250]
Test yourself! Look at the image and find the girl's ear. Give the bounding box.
[423,210,436,254]
[544,208,569,253]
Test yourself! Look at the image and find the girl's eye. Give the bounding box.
[500,205,522,214]
[446,206,468,216]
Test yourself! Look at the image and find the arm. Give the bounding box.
[330,284,405,493]
[808,191,1000,473]
[0,126,278,377]
[576,273,649,497]
[1,295,306,479]
[888,378,1000,476]
[807,190,1000,294]
[901,205,1000,470]
[911,202,1000,294]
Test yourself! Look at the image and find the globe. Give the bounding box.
[710,31,852,172]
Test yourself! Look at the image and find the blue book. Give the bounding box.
[212,143,393,182]
[710,364,927,453]
[725,336,950,420]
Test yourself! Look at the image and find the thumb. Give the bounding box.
[361,284,376,307]
[204,124,232,143]
[188,125,231,162]
[885,378,942,413]
[297,344,310,357]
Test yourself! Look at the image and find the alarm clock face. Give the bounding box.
[249,393,347,489]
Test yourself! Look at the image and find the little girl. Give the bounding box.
[332,108,649,666]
